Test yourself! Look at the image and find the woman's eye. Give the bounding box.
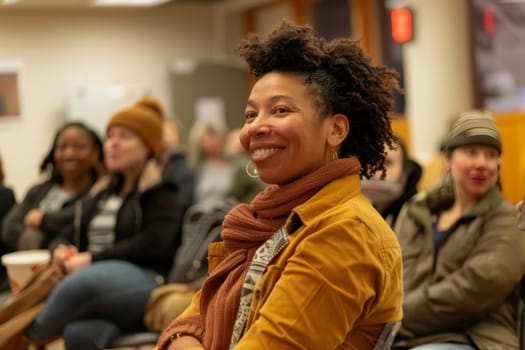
[244,111,257,120]
[74,143,88,151]
[274,107,289,114]
[486,152,499,160]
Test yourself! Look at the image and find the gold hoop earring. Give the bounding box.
[332,148,339,161]
[442,168,455,194]
[245,161,259,178]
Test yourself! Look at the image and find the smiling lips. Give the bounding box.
[106,152,120,160]
[251,147,282,161]
[61,161,80,171]
[471,174,488,184]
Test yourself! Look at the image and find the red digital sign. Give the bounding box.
[391,7,414,44]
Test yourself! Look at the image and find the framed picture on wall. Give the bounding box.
[0,61,23,119]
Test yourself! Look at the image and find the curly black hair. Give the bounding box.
[237,21,400,178]
[39,121,104,184]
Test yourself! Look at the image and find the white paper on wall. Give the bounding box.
[195,97,226,126]
[66,84,149,137]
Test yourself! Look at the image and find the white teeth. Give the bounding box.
[252,148,278,156]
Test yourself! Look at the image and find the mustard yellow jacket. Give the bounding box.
[181,174,403,349]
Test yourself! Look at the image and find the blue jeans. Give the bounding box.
[25,260,159,350]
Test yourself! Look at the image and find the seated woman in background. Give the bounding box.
[157,20,402,350]
[187,120,233,211]
[23,97,183,349]
[393,111,525,350]
[2,121,103,251]
[361,136,422,227]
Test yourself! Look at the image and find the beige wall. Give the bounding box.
[402,0,474,164]
[0,4,219,198]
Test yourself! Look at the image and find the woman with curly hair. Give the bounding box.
[157,21,402,350]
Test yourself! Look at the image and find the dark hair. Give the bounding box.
[237,21,399,178]
[39,121,104,183]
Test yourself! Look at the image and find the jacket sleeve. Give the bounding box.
[157,241,228,348]
[1,184,43,250]
[156,290,204,350]
[90,185,182,267]
[401,204,525,335]
[235,217,402,349]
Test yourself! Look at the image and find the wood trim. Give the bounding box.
[350,0,377,59]
[240,0,314,91]
[289,0,311,25]
[243,8,257,34]
[467,0,483,109]
[389,113,525,204]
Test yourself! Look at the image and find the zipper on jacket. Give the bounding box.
[132,193,142,233]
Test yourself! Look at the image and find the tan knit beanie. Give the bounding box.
[442,110,502,154]
[106,97,165,158]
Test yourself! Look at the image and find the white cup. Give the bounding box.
[1,249,50,294]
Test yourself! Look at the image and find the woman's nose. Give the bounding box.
[248,116,271,136]
[63,146,77,158]
[474,154,489,168]
[254,124,271,136]
[105,135,118,146]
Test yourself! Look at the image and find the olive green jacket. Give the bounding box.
[394,185,525,349]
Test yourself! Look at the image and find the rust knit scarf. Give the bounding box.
[162,157,361,350]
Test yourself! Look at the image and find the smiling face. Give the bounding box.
[104,125,150,175]
[240,72,344,185]
[54,126,99,184]
[447,144,500,201]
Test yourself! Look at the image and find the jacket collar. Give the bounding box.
[288,173,361,230]
[409,184,503,226]
[459,186,503,219]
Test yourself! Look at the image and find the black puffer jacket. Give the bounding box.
[50,160,183,277]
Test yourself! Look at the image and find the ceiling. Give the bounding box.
[0,0,225,10]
